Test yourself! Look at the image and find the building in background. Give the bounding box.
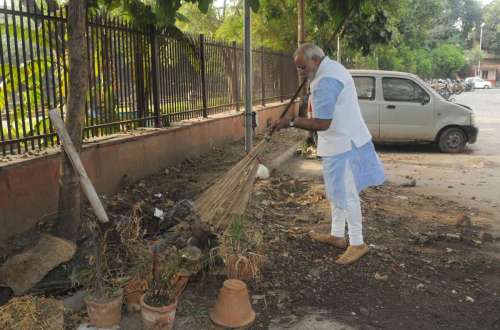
[470,51,500,87]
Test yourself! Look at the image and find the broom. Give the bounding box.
[193,78,308,233]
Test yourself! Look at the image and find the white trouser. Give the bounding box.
[330,162,363,245]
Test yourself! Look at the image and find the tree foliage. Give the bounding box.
[431,44,466,77]
[482,0,500,52]
[349,0,483,78]
[88,0,215,27]
[308,0,396,56]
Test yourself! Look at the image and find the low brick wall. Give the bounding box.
[0,102,296,243]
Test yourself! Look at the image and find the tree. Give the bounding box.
[297,0,305,46]
[430,0,482,47]
[56,0,89,241]
[431,44,466,78]
[213,0,297,51]
[307,0,397,56]
[176,3,222,37]
[482,0,500,52]
[57,0,214,242]
[397,0,444,48]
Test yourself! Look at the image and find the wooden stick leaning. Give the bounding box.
[48,108,109,224]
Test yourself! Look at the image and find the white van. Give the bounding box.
[350,70,478,153]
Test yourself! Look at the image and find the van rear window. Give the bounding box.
[353,76,375,100]
[382,77,428,102]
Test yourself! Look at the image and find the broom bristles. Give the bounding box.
[193,140,267,233]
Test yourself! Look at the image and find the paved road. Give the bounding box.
[379,89,500,240]
[283,89,500,243]
[456,89,500,156]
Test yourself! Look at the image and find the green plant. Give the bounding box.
[218,215,264,280]
[70,203,152,300]
[68,235,127,300]
[220,216,262,253]
[144,246,184,307]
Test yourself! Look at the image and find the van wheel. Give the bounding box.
[438,127,466,153]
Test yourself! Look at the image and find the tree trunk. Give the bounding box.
[297,0,308,117]
[55,0,89,242]
[297,0,305,47]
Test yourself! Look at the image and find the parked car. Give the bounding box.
[350,70,478,153]
[464,77,492,89]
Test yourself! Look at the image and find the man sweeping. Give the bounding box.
[272,43,385,265]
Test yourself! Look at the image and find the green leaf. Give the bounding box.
[197,0,211,13]
[249,0,260,12]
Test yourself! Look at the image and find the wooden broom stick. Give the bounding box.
[49,108,109,224]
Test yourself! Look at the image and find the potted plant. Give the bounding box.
[116,203,153,312]
[218,216,265,282]
[140,246,188,330]
[122,242,152,312]
[72,228,126,329]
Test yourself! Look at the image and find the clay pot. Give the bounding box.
[124,278,148,312]
[225,254,263,282]
[84,290,123,329]
[140,294,177,330]
[209,279,255,328]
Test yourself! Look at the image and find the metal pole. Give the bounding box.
[261,46,265,106]
[244,0,253,152]
[199,34,208,118]
[150,26,161,127]
[337,35,341,62]
[478,22,484,77]
[232,41,240,111]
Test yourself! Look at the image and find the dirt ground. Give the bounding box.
[56,126,499,330]
[379,89,500,257]
[2,109,500,329]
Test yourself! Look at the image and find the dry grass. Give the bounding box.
[194,140,267,233]
[0,296,63,330]
[217,216,265,281]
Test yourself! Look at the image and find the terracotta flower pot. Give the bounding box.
[140,294,177,330]
[84,290,123,329]
[124,278,148,312]
[209,279,255,328]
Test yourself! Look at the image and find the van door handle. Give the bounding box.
[386,105,396,109]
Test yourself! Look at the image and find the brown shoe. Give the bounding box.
[309,231,347,249]
[335,244,369,265]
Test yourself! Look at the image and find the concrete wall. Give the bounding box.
[0,102,296,243]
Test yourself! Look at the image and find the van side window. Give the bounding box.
[353,76,375,100]
[382,77,428,102]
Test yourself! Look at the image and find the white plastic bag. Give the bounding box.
[256,164,270,179]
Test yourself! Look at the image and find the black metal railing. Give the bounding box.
[0,2,298,155]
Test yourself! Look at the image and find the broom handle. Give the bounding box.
[269,78,308,137]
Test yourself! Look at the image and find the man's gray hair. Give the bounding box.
[294,43,325,61]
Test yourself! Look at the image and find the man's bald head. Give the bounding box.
[294,43,325,62]
[294,43,325,79]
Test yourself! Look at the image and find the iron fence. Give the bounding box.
[0,2,298,155]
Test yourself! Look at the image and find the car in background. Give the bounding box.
[350,70,478,153]
[465,77,492,89]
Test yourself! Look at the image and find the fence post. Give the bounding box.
[135,37,146,126]
[199,34,208,118]
[150,26,162,127]
[232,41,240,111]
[261,46,265,106]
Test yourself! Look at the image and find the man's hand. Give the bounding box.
[271,117,291,132]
